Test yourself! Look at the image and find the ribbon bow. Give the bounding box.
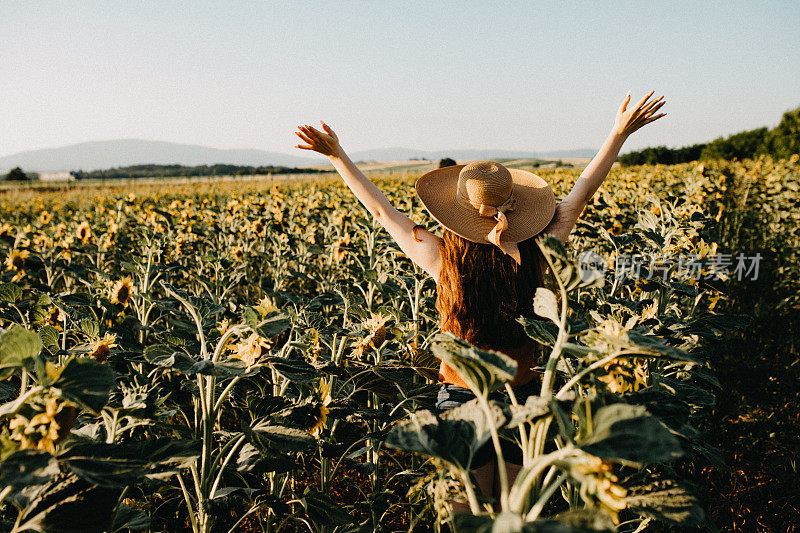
[477,195,521,265]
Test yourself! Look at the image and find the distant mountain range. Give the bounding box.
[0,139,597,172]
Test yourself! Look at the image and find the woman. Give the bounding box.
[294,90,666,508]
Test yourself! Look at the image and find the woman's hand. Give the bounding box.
[613,90,666,138]
[294,121,343,158]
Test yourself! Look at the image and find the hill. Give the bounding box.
[0,139,320,172]
[0,140,597,173]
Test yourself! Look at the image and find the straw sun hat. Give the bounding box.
[415,161,556,265]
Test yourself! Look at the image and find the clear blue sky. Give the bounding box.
[1,1,798,157]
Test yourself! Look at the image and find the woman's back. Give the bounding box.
[434,230,548,389]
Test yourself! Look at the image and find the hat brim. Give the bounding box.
[415,164,557,244]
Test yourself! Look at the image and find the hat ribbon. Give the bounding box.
[476,195,522,265]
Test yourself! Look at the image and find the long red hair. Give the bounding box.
[435,229,548,355]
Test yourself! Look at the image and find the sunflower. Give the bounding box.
[306,328,323,361]
[308,378,333,437]
[98,234,114,252]
[110,277,134,307]
[89,332,118,362]
[9,397,78,454]
[5,248,29,271]
[0,224,14,238]
[331,235,351,262]
[45,306,66,329]
[254,295,278,317]
[230,332,271,367]
[570,455,627,523]
[352,312,391,356]
[5,249,29,281]
[251,219,266,237]
[39,211,52,225]
[231,246,245,262]
[216,318,231,336]
[597,357,648,394]
[75,221,92,242]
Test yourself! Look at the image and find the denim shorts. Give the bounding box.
[434,379,540,469]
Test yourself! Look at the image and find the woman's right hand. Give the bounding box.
[294,121,343,158]
[613,90,666,138]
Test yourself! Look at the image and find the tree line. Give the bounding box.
[618,105,800,166]
[74,163,326,180]
[3,163,326,181]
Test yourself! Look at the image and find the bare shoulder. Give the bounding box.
[542,199,582,245]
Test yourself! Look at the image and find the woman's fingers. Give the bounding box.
[306,125,328,139]
[619,91,631,114]
[300,126,321,143]
[630,113,667,132]
[638,96,665,117]
[633,90,655,111]
[295,130,315,145]
[646,100,666,116]
[295,143,315,150]
[640,113,666,126]
[320,121,334,135]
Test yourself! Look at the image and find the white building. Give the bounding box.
[38,171,78,181]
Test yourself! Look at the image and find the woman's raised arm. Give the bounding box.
[295,122,442,281]
[543,91,666,244]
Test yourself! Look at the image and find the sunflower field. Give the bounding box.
[0,154,797,532]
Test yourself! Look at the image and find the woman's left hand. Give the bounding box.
[294,121,343,158]
[613,90,666,137]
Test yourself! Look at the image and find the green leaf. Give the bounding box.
[518,317,559,346]
[547,508,617,531]
[430,333,517,395]
[244,422,315,454]
[300,488,354,526]
[452,510,615,533]
[0,283,22,303]
[626,331,699,362]
[110,504,150,532]
[266,357,319,383]
[38,326,60,351]
[625,478,706,526]
[0,449,59,489]
[0,325,43,370]
[144,345,247,377]
[76,318,99,338]
[656,376,716,407]
[52,357,115,413]
[579,403,683,466]
[14,473,121,533]
[58,439,201,487]
[236,442,295,474]
[506,395,551,428]
[143,344,197,374]
[243,309,291,340]
[533,288,560,324]
[385,400,505,470]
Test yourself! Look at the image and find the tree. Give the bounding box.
[5,167,28,181]
[700,127,769,161]
[765,106,800,159]
[438,158,456,168]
